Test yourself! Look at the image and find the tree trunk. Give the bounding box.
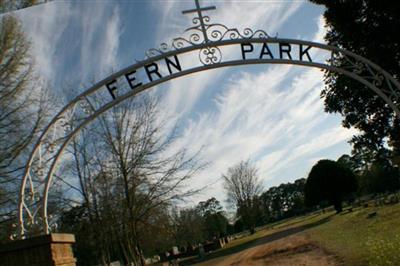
[250,227,255,234]
[333,199,343,213]
[131,223,146,266]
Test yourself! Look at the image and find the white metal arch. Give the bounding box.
[17,2,400,237]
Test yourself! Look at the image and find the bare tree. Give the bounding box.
[62,95,204,265]
[0,12,50,240]
[0,0,50,14]
[222,160,263,234]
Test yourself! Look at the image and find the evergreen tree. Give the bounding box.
[305,159,357,213]
[310,0,400,160]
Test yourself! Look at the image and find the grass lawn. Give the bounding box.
[183,211,334,265]
[306,203,400,266]
[184,202,400,265]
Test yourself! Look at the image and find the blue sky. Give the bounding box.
[14,0,357,205]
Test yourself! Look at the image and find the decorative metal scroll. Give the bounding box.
[330,51,399,103]
[145,0,275,65]
[17,0,400,238]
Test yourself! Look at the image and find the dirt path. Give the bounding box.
[195,235,342,266]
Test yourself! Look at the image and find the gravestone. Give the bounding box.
[171,246,179,256]
[198,244,205,259]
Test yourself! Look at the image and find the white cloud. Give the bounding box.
[17,2,122,91]
[151,0,305,126]
[97,7,121,76]
[158,9,355,205]
[78,5,122,83]
[313,15,327,43]
[15,1,354,208]
[17,2,72,81]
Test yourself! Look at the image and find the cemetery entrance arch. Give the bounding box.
[18,0,400,237]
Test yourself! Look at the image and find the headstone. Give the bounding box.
[171,246,179,256]
[385,194,399,205]
[153,255,160,262]
[198,244,205,259]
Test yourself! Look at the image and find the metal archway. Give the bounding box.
[18,0,400,237]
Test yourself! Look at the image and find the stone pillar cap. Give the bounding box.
[0,233,75,253]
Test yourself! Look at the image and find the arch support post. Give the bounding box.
[0,234,76,266]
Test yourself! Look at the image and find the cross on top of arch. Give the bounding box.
[144,0,275,62]
[182,0,216,43]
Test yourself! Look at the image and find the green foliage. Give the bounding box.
[137,204,176,257]
[173,207,206,246]
[358,160,400,195]
[337,153,400,196]
[260,178,307,222]
[172,197,230,247]
[305,159,357,213]
[310,0,400,158]
[337,154,362,173]
[197,197,229,239]
[58,206,99,266]
[233,218,244,233]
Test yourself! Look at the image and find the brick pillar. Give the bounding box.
[0,233,76,266]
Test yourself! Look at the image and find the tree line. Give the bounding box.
[223,154,400,236]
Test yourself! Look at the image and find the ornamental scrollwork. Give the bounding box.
[199,46,221,65]
[143,10,276,66]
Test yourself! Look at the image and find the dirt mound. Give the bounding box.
[251,242,315,260]
[203,235,342,266]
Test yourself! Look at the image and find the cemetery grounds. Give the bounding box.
[179,198,400,266]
